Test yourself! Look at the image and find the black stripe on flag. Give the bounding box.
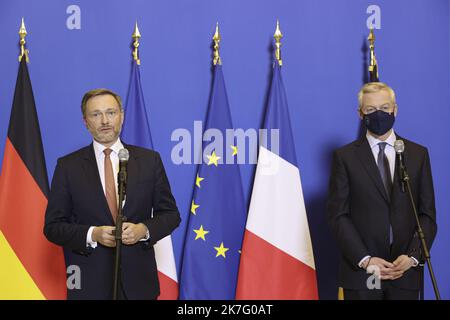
[7,58,49,197]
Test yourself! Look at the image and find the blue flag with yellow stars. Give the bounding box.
[179,64,247,299]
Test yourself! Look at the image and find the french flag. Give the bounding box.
[121,60,178,299]
[236,63,318,299]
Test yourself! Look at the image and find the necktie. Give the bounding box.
[377,142,392,195]
[377,142,393,243]
[104,148,118,222]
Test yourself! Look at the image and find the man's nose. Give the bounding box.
[101,113,110,124]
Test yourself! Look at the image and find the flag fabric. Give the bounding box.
[179,65,247,299]
[369,63,379,82]
[236,62,318,299]
[121,61,153,149]
[121,61,178,299]
[0,58,66,299]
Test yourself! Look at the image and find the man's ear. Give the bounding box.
[358,107,364,120]
[394,104,398,117]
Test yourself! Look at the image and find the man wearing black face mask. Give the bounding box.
[327,82,437,300]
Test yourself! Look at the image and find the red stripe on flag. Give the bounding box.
[0,139,66,299]
[236,230,318,300]
[157,271,179,300]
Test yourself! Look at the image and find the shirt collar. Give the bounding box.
[366,130,397,149]
[93,138,124,157]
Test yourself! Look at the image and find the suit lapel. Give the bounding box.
[81,144,115,225]
[355,137,390,203]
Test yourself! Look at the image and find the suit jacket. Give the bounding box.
[44,143,181,299]
[327,135,437,290]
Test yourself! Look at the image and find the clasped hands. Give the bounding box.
[363,255,415,280]
[92,223,148,247]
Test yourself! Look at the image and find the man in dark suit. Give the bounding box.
[44,88,181,299]
[327,82,437,300]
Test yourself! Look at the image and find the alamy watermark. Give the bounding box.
[67,265,81,290]
[170,121,280,165]
[366,265,381,290]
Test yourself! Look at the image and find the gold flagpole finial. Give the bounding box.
[132,21,141,65]
[368,28,379,81]
[274,20,283,66]
[213,22,222,66]
[368,27,375,45]
[18,17,29,62]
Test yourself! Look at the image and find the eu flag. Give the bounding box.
[179,65,247,299]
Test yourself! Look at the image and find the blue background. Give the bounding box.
[0,0,449,299]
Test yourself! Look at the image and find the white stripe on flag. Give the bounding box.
[154,235,178,282]
[245,146,315,270]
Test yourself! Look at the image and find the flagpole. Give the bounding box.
[368,28,379,82]
[274,20,282,66]
[18,18,29,63]
[213,22,221,66]
[132,21,141,65]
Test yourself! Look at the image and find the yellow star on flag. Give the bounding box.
[191,200,200,215]
[193,225,209,241]
[207,151,221,167]
[195,174,204,188]
[214,242,229,258]
[231,145,238,156]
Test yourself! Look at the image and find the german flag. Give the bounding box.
[0,57,66,299]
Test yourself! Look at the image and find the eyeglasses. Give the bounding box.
[361,103,394,115]
[87,110,119,121]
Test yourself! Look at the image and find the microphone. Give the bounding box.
[394,140,406,192]
[118,148,129,200]
[118,148,129,162]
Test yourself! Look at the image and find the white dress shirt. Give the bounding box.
[366,130,396,183]
[86,139,123,248]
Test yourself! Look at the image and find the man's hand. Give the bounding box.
[388,255,415,280]
[92,226,116,247]
[365,255,414,281]
[364,257,396,280]
[121,222,148,245]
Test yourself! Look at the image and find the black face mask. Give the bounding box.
[363,110,395,136]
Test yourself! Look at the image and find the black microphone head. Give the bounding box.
[394,140,405,154]
[118,148,129,161]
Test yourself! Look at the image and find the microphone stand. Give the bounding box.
[399,161,440,300]
[419,252,425,300]
[113,163,127,300]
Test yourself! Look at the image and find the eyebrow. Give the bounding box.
[364,103,391,107]
[89,107,119,113]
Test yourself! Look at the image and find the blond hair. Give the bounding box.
[358,82,396,109]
